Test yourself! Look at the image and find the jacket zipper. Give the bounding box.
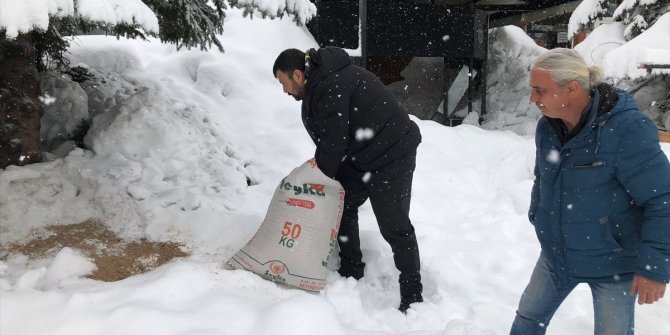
[572,160,605,168]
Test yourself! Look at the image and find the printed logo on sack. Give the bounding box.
[279,179,326,197]
[264,271,287,282]
[269,261,285,275]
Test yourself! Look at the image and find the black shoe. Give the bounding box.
[398,293,423,313]
[337,266,364,280]
[338,258,365,280]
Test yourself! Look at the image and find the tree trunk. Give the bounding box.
[0,32,43,169]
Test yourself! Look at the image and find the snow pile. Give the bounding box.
[574,21,625,65]
[42,247,96,289]
[481,26,546,135]
[4,247,95,292]
[601,12,670,79]
[39,72,89,154]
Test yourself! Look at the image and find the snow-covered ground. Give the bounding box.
[1,7,670,335]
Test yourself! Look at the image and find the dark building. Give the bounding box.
[307,0,580,125]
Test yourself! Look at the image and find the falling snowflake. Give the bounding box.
[355,128,374,141]
[39,93,56,105]
[546,149,560,163]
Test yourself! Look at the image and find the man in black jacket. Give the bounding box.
[273,47,423,313]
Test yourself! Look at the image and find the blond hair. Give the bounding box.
[532,48,603,90]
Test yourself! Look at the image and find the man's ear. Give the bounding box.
[566,80,581,95]
[293,69,305,83]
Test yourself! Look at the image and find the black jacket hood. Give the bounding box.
[305,47,351,92]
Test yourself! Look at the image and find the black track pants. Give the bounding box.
[335,152,421,293]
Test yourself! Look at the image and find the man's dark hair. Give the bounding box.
[273,48,306,77]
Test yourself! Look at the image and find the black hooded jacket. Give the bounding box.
[301,47,422,178]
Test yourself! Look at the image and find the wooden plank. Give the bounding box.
[660,131,670,143]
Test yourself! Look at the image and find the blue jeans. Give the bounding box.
[510,252,635,335]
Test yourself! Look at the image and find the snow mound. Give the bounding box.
[602,12,670,79]
[43,247,96,289]
[481,26,546,135]
[574,22,626,65]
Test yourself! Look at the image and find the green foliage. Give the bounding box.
[143,0,226,52]
[31,25,70,71]
[55,15,152,41]
[618,0,670,40]
[64,66,96,83]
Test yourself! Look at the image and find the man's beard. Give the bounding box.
[290,86,305,101]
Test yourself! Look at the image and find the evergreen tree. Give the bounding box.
[144,0,227,52]
[613,0,670,40]
[568,0,615,39]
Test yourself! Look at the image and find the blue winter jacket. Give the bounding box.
[529,84,670,286]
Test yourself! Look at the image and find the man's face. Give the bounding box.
[529,67,569,119]
[276,69,305,101]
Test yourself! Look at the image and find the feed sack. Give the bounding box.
[228,159,345,292]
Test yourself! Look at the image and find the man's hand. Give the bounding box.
[630,274,667,305]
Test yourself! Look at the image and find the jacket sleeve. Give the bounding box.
[615,114,670,283]
[313,84,351,179]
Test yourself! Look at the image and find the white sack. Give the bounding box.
[228,159,344,292]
